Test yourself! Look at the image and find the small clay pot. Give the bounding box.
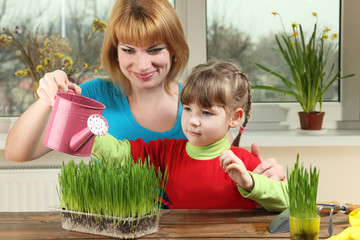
[298,112,325,130]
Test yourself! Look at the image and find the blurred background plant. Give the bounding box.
[0,18,106,98]
[254,12,353,113]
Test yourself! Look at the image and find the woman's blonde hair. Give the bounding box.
[180,61,252,147]
[101,0,189,95]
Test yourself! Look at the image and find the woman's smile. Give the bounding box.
[133,71,156,80]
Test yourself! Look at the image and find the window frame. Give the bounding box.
[175,0,360,130]
[1,0,359,132]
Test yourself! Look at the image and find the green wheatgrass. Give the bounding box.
[287,154,320,219]
[57,156,168,220]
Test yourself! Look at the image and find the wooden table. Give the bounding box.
[0,209,349,239]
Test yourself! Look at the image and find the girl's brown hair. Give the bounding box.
[180,61,252,147]
[101,0,189,95]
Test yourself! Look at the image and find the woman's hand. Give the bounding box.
[219,150,254,191]
[37,70,82,106]
[251,142,287,182]
[6,70,82,162]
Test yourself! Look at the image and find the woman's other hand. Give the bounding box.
[37,70,82,106]
[251,142,287,182]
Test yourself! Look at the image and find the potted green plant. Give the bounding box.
[57,157,168,239]
[254,12,354,130]
[287,154,320,240]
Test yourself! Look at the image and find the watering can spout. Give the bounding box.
[70,128,94,152]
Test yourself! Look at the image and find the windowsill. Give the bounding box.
[2,129,360,151]
[230,129,360,147]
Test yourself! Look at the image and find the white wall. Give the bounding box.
[245,146,360,204]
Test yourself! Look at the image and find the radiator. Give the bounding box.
[0,168,60,212]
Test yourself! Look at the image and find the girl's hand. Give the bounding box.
[37,70,82,106]
[219,150,254,191]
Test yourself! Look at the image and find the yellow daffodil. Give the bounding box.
[83,63,88,69]
[332,33,338,40]
[291,22,298,29]
[322,33,329,40]
[325,27,331,32]
[291,41,295,45]
[312,12,318,17]
[271,12,278,16]
[44,41,49,47]
[93,69,98,74]
[98,64,102,70]
[292,32,298,38]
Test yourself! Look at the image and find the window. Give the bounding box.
[206,0,340,103]
[1,0,359,130]
[175,0,360,129]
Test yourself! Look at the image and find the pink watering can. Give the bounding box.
[43,90,108,156]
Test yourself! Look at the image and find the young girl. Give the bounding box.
[92,61,288,210]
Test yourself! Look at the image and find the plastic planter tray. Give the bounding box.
[56,207,160,239]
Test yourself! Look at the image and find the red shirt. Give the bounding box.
[130,138,261,209]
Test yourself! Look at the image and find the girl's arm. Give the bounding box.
[92,133,132,163]
[219,149,289,212]
[238,173,289,212]
[219,150,254,190]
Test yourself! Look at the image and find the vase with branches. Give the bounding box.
[0,18,106,98]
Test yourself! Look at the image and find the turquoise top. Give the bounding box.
[80,78,186,142]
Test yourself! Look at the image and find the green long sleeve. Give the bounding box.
[91,133,132,164]
[238,172,289,212]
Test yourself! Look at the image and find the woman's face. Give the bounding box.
[117,43,172,92]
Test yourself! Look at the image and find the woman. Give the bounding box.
[5,0,285,181]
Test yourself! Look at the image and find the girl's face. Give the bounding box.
[181,103,233,147]
[117,43,171,92]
